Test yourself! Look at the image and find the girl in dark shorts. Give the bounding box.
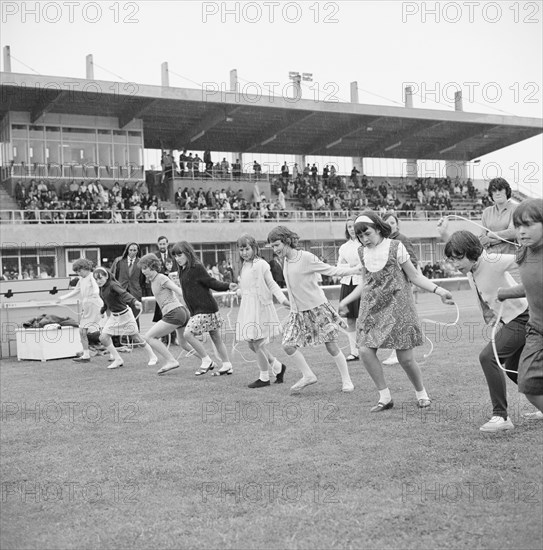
[138,254,191,375]
[498,198,543,418]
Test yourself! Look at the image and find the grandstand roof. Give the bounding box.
[2,72,542,161]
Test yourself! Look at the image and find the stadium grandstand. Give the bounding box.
[1,49,542,284]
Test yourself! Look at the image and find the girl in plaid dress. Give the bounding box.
[339,212,454,412]
[267,226,360,393]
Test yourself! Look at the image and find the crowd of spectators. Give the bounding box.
[14,179,169,223]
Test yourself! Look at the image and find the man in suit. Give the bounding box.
[111,242,147,329]
[152,236,178,345]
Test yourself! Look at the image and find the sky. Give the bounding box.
[1,0,542,196]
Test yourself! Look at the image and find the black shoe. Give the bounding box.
[274,364,287,384]
[248,379,271,388]
[370,400,394,413]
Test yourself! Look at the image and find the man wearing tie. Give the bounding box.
[152,236,178,345]
[111,242,147,329]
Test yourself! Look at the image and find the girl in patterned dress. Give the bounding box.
[236,234,290,388]
[171,241,238,376]
[339,212,454,412]
[138,254,191,375]
[267,226,360,393]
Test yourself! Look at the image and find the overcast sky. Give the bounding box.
[1,0,542,195]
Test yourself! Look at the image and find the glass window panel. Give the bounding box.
[20,256,39,279]
[29,126,44,139]
[63,142,96,164]
[128,131,142,144]
[12,140,28,163]
[1,257,21,279]
[46,126,61,140]
[114,144,127,165]
[97,129,112,142]
[62,127,96,142]
[113,130,127,144]
[128,145,142,165]
[98,143,112,165]
[11,124,27,138]
[46,142,62,164]
[38,256,56,278]
[29,140,46,163]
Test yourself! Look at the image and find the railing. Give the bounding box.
[0,208,483,225]
[2,163,145,181]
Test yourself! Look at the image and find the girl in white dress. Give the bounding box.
[236,234,290,388]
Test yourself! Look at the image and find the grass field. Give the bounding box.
[1,290,542,550]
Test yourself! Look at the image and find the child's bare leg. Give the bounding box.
[180,328,216,374]
[360,347,387,389]
[73,328,91,362]
[131,333,158,365]
[144,321,178,364]
[397,348,430,406]
[284,345,317,391]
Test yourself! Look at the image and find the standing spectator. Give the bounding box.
[203,150,212,176]
[480,178,518,255]
[253,161,262,180]
[232,159,242,180]
[281,162,290,183]
[111,242,147,329]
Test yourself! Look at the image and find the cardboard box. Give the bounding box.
[15,327,82,362]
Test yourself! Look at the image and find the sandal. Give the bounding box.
[211,366,233,376]
[346,354,359,362]
[195,361,215,376]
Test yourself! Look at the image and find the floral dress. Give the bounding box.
[356,239,423,350]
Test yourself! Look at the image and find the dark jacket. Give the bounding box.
[178,263,230,315]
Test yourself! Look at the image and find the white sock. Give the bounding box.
[271,358,282,375]
[415,388,429,401]
[347,331,358,355]
[201,355,212,366]
[289,350,315,379]
[144,344,157,360]
[106,344,121,361]
[221,361,232,371]
[379,388,392,404]
[260,371,270,382]
[81,350,90,359]
[332,352,353,385]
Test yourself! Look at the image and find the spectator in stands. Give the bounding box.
[311,163,318,183]
[203,150,212,176]
[281,162,290,183]
[253,160,262,180]
[232,159,241,180]
[220,158,230,176]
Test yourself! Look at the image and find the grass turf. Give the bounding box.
[1,290,542,549]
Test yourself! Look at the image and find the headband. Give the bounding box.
[354,215,375,225]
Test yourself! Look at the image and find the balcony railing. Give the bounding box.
[0,208,483,225]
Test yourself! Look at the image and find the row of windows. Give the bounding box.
[0,241,443,280]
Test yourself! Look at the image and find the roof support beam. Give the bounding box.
[362,120,442,157]
[30,90,69,123]
[304,116,384,155]
[243,112,316,152]
[177,106,243,146]
[417,124,496,159]
[118,98,157,128]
